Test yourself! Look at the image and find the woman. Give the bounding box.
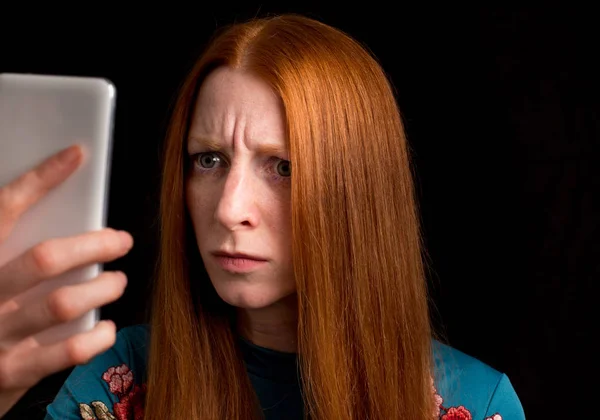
[1,14,524,420]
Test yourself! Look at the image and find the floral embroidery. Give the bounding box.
[431,376,444,418]
[79,364,146,420]
[102,365,134,396]
[76,364,503,419]
[441,406,472,420]
[431,376,502,420]
[79,401,115,420]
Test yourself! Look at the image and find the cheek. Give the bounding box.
[276,207,292,237]
[268,196,292,251]
[185,180,214,229]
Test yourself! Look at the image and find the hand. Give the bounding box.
[0,145,133,418]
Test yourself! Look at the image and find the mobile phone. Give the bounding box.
[0,73,116,346]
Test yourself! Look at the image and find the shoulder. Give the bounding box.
[44,324,150,420]
[112,323,150,368]
[431,340,525,420]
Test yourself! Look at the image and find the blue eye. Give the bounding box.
[196,152,222,169]
[190,152,290,183]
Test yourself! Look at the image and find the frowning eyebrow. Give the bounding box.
[187,136,289,157]
[187,137,222,152]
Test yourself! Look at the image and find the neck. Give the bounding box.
[236,293,298,353]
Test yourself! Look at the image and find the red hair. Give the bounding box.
[145,14,434,419]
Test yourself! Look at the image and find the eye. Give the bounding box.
[276,160,291,177]
[196,152,221,169]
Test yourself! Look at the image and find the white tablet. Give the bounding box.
[0,73,116,346]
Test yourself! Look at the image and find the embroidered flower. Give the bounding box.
[431,376,444,418]
[441,405,473,420]
[102,364,134,397]
[79,364,146,420]
[112,383,147,420]
[79,401,116,420]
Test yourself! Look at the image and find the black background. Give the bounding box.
[2,4,597,419]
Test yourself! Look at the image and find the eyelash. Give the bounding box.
[189,152,291,182]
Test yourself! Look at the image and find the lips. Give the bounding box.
[211,251,268,273]
[211,250,267,261]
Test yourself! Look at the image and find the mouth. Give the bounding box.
[211,251,268,273]
[211,251,267,261]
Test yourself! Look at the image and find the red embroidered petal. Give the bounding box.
[111,384,147,420]
[131,386,147,420]
[113,400,130,420]
[115,364,130,375]
[122,371,134,394]
[433,393,443,417]
[441,406,473,420]
[109,374,124,395]
[102,367,116,382]
[430,375,443,418]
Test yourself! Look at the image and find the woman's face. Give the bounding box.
[185,66,295,310]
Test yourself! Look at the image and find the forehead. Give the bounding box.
[189,67,286,144]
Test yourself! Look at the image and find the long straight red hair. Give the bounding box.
[144,14,434,419]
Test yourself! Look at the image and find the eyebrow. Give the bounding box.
[188,136,289,157]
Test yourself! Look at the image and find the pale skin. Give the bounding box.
[0,145,133,417]
[0,66,297,417]
[186,66,298,353]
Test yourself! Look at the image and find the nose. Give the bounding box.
[214,164,259,231]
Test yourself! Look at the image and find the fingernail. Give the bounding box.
[57,146,81,164]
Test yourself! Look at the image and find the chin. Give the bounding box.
[214,282,294,310]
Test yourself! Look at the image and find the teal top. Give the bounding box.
[44,324,525,419]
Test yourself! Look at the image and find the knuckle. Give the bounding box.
[20,170,38,183]
[31,241,59,276]
[46,288,76,322]
[0,189,18,222]
[26,169,46,190]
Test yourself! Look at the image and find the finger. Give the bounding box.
[0,271,126,348]
[0,299,19,317]
[0,320,116,390]
[0,145,83,242]
[0,228,133,301]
